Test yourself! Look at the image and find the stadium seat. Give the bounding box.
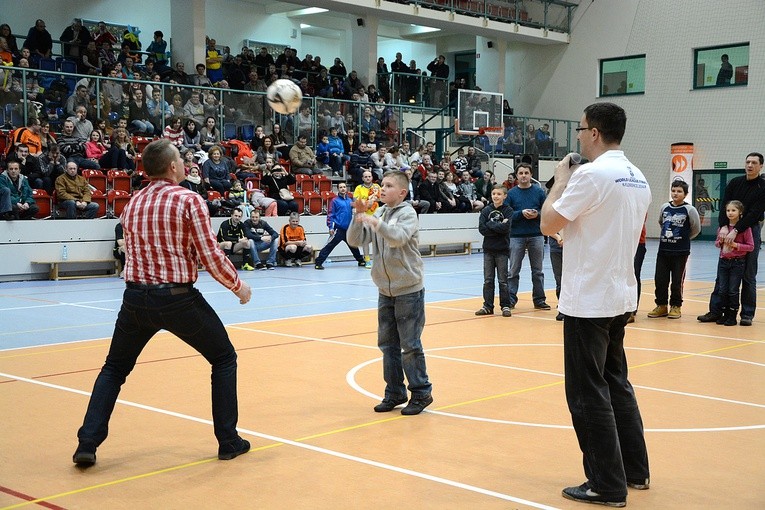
[223,123,238,140]
[108,189,131,218]
[320,191,337,214]
[302,190,323,215]
[32,189,52,219]
[82,169,107,194]
[313,174,332,193]
[107,169,132,193]
[244,176,261,192]
[295,174,314,193]
[291,192,305,214]
[90,189,108,218]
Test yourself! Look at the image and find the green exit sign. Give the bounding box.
[714,162,728,169]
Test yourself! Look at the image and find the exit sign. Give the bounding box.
[714,162,727,169]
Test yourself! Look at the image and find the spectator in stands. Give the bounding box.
[348,142,371,187]
[23,19,52,65]
[0,160,38,219]
[66,85,93,120]
[0,24,18,57]
[390,52,407,102]
[79,40,100,75]
[60,19,91,71]
[402,167,429,215]
[426,55,449,108]
[253,47,274,76]
[535,123,553,156]
[57,119,98,170]
[166,61,189,85]
[16,117,43,156]
[120,56,136,79]
[289,135,322,175]
[227,54,248,90]
[99,41,117,76]
[466,145,483,177]
[256,136,281,166]
[262,164,298,216]
[417,168,443,213]
[181,160,219,214]
[360,107,381,141]
[102,67,124,111]
[92,21,116,48]
[183,91,206,127]
[369,145,388,181]
[55,161,99,218]
[128,89,154,135]
[329,57,347,78]
[437,168,462,212]
[146,31,168,71]
[346,70,363,96]
[217,208,254,270]
[384,145,409,173]
[162,117,183,147]
[147,88,171,129]
[502,172,516,190]
[269,123,289,153]
[86,129,132,170]
[197,116,219,152]
[203,92,219,119]
[191,63,212,87]
[182,119,203,152]
[459,170,484,212]
[326,127,346,176]
[205,38,224,84]
[279,212,312,267]
[363,130,380,153]
[111,128,136,171]
[37,143,66,193]
[202,145,234,194]
[243,209,279,270]
[352,170,382,268]
[475,169,494,205]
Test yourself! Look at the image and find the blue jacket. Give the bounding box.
[504,184,546,237]
[327,135,344,155]
[327,192,354,230]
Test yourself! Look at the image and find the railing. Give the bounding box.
[0,64,577,161]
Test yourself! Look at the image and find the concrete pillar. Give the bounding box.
[475,35,507,97]
[170,0,206,71]
[350,15,379,90]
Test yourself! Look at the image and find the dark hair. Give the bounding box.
[670,180,689,194]
[515,162,532,173]
[583,102,627,144]
[154,30,163,38]
[746,152,764,165]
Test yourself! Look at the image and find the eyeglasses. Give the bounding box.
[575,126,594,132]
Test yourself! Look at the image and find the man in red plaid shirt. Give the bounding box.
[74,139,252,467]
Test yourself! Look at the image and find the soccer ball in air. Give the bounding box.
[266,79,303,114]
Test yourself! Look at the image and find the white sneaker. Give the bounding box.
[294,260,302,267]
[284,259,294,267]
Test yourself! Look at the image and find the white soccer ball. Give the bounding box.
[267,79,303,114]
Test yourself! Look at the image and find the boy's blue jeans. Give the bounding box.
[377,289,432,400]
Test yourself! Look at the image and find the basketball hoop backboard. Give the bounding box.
[456,89,504,136]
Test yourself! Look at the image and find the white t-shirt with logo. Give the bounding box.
[552,150,652,318]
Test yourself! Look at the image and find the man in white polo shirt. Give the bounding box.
[541,102,651,508]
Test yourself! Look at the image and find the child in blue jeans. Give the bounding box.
[347,170,433,415]
[713,200,755,326]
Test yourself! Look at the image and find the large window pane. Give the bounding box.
[694,43,749,89]
[600,55,645,97]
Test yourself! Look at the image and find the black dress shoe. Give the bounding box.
[401,394,433,415]
[740,317,753,326]
[218,438,251,460]
[374,397,408,412]
[534,302,552,310]
[556,312,564,321]
[73,441,97,467]
[562,482,626,507]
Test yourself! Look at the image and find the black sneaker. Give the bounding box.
[740,317,753,326]
[315,264,324,270]
[73,441,97,467]
[401,394,433,415]
[374,397,408,412]
[534,302,552,310]
[562,483,626,507]
[357,260,367,267]
[255,262,266,270]
[627,478,650,490]
[218,438,251,460]
[266,263,275,270]
[697,312,721,322]
[475,307,493,316]
[556,312,565,321]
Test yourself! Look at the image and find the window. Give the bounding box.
[599,55,645,97]
[694,43,749,89]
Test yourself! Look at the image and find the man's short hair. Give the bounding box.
[746,152,764,164]
[154,30,163,38]
[382,170,408,189]
[670,179,689,194]
[515,162,532,172]
[141,139,177,177]
[583,102,627,145]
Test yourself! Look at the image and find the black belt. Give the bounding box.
[126,282,193,294]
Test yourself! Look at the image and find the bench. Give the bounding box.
[418,221,482,257]
[32,259,119,280]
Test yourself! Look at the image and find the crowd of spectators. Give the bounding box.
[0,16,503,221]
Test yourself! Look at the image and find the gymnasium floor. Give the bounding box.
[1,240,763,509]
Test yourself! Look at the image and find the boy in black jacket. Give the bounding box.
[476,184,513,317]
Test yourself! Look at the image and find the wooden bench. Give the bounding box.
[418,222,482,257]
[32,259,119,280]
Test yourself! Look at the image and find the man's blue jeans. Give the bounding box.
[708,224,760,318]
[508,236,546,306]
[60,200,99,219]
[482,251,510,311]
[563,313,650,498]
[77,287,240,447]
[377,289,432,400]
[250,236,279,266]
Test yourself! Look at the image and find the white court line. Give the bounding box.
[0,370,560,510]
